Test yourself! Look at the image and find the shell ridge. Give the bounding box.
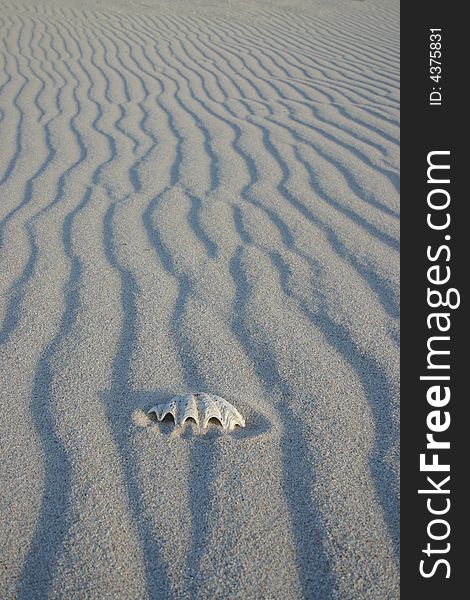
[202,406,223,429]
[150,401,175,423]
[179,395,200,427]
[215,397,245,429]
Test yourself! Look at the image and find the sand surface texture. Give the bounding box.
[0,0,399,598]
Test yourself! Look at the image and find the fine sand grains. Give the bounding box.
[0,1,399,598]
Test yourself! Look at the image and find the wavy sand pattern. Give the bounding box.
[0,1,399,598]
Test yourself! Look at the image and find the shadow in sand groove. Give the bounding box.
[141,189,231,596]
[101,201,172,600]
[142,191,220,597]
[229,245,337,598]
[18,186,92,600]
[270,249,400,559]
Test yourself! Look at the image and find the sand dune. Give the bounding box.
[0,1,399,598]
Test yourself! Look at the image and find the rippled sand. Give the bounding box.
[0,1,399,597]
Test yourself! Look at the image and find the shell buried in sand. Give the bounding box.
[148,393,245,431]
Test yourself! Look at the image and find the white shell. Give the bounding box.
[148,393,245,431]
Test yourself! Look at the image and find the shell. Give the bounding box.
[148,393,245,431]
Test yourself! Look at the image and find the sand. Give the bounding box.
[0,0,399,598]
